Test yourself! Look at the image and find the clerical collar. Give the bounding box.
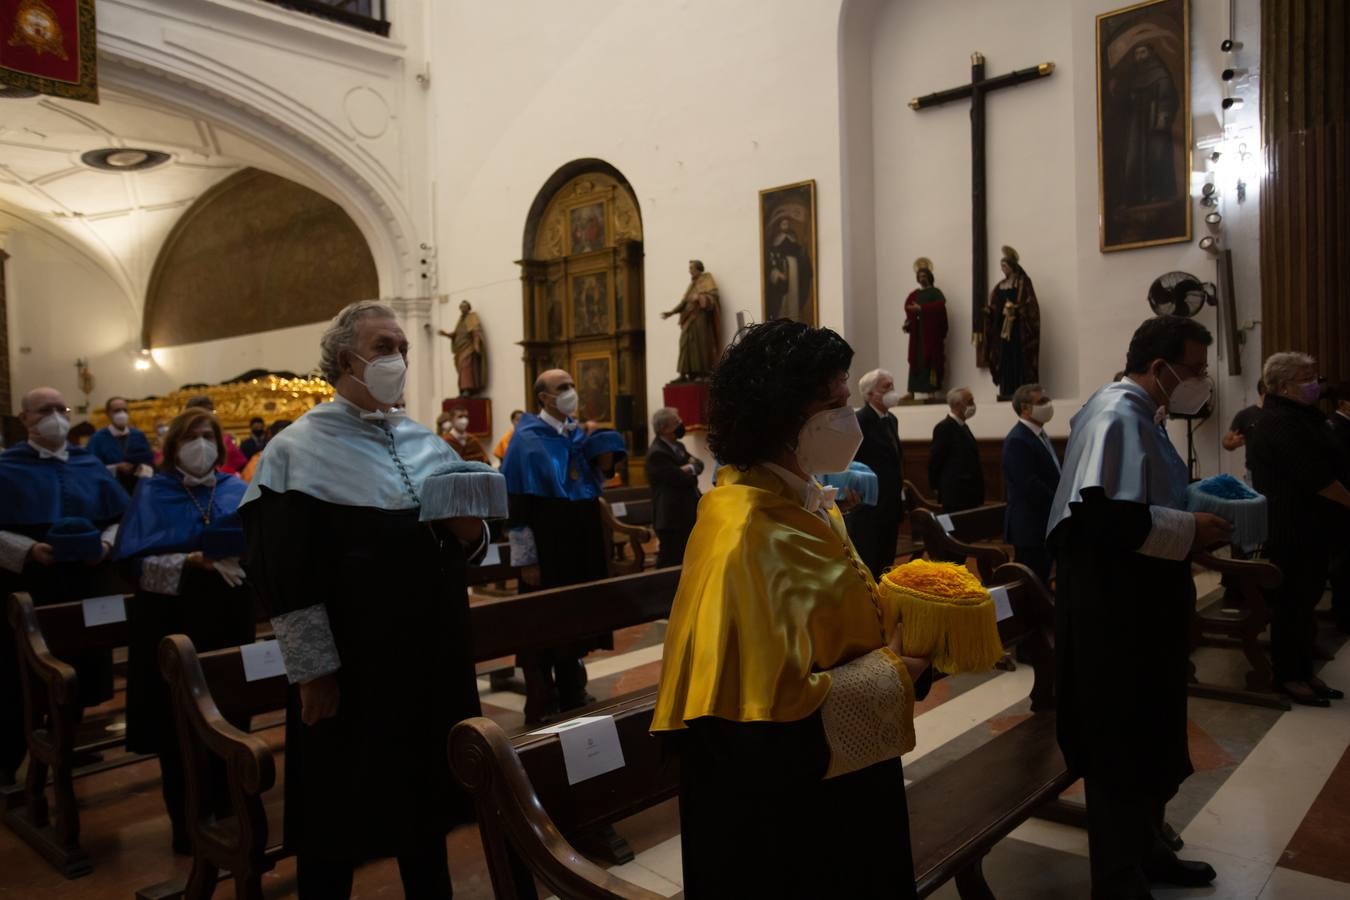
[763,463,837,518]
[539,410,576,434]
[177,468,217,488]
[33,442,69,462]
[1018,417,1044,437]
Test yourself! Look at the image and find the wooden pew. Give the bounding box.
[4,592,134,878]
[910,505,1010,582]
[896,478,942,563]
[598,498,653,575]
[137,566,683,900]
[1188,551,1287,710]
[450,562,1070,900]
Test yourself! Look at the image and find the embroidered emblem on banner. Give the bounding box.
[9,0,66,59]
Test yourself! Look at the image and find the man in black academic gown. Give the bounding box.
[242,302,490,899]
[1049,316,1232,898]
[502,368,625,724]
[0,386,129,783]
[847,368,905,579]
[928,387,983,511]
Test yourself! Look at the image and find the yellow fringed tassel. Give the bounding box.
[880,559,1003,674]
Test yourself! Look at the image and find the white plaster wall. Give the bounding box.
[427,0,848,455]
[149,323,327,389]
[863,0,1262,481]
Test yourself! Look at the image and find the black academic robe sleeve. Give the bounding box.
[241,487,338,618]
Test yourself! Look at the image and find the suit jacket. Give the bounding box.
[1002,420,1061,546]
[929,415,983,512]
[853,405,904,513]
[646,438,703,531]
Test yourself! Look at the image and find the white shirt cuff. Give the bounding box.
[508,527,538,567]
[1137,506,1196,561]
[0,531,36,574]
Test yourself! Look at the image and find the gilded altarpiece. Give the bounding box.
[518,172,648,477]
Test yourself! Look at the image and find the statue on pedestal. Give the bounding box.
[662,260,721,382]
[983,245,1041,401]
[902,257,948,400]
[438,300,486,397]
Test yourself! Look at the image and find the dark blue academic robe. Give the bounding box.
[86,426,155,468]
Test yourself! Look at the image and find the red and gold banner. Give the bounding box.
[0,0,97,103]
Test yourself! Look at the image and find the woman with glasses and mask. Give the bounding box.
[1248,352,1350,707]
[652,320,931,899]
[113,407,254,852]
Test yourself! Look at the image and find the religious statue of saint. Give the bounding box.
[662,260,721,382]
[438,300,486,397]
[983,245,1041,401]
[901,257,948,399]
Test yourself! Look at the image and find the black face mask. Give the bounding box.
[673,423,686,440]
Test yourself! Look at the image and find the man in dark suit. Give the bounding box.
[646,407,703,568]
[929,387,983,512]
[847,368,905,578]
[1002,382,1061,584]
[1327,383,1350,632]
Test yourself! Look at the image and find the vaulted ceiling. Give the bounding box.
[0,89,301,308]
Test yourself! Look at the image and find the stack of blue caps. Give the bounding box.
[820,461,880,508]
[1186,474,1267,551]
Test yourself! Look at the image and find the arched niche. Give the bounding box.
[518,161,649,462]
[142,168,379,348]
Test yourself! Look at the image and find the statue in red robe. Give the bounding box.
[902,257,948,398]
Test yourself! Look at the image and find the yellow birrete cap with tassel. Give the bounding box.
[880,559,1003,674]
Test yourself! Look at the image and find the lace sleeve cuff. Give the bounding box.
[141,553,188,595]
[271,605,341,684]
[1138,506,1195,561]
[820,648,916,779]
[0,531,35,574]
[508,527,538,567]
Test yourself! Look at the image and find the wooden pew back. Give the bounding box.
[910,506,1010,582]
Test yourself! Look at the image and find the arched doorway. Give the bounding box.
[518,161,649,471]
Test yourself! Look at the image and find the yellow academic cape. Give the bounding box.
[652,465,905,731]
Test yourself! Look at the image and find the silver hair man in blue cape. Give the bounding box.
[1048,316,1232,899]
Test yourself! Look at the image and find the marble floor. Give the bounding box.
[2,580,1348,899]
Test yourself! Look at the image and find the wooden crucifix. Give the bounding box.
[910,52,1054,367]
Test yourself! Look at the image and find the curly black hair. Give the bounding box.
[708,319,854,469]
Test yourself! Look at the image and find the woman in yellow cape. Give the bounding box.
[652,320,930,899]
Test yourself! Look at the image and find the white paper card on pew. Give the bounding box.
[989,586,1014,623]
[610,502,628,519]
[937,514,956,533]
[240,640,287,682]
[533,715,626,785]
[82,595,126,628]
[480,543,502,566]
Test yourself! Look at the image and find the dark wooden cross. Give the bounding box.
[910,52,1054,367]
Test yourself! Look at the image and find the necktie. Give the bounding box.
[1039,431,1061,472]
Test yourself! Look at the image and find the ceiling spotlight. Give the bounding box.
[1221,39,1244,53]
[1222,96,1244,110]
[1205,211,1222,226]
[80,147,171,172]
[1199,235,1220,253]
[1222,67,1249,82]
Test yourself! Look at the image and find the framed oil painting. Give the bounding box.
[568,202,607,254]
[1096,0,1191,252]
[573,351,616,425]
[759,180,818,326]
[570,271,610,338]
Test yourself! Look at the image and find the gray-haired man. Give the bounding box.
[646,406,703,567]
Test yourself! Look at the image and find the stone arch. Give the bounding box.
[142,168,379,348]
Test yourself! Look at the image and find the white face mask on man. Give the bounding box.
[351,352,408,406]
[795,406,864,475]
[879,389,901,409]
[35,411,70,447]
[1162,363,1212,416]
[552,388,580,418]
[111,411,130,429]
[177,436,219,477]
[1030,402,1055,425]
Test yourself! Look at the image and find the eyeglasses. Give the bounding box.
[32,405,71,416]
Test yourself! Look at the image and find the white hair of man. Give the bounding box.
[318,301,399,384]
[858,368,893,398]
[1261,351,1316,394]
[652,406,680,434]
[947,387,973,410]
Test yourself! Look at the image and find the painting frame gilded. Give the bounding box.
[759,179,818,326]
[572,351,617,426]
[1096,0,1192,253]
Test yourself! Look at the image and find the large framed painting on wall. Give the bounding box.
[569,271,610,338]
[573,351,616,425]
[1096,0,1191,252]
[759,180,818,326]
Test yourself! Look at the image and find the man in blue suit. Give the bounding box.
[1002,382,1060,584]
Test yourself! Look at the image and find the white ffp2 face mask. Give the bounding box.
[352,353,408,406]
[111,411,130,429]
[1163,364,1212,416]
[880,390,901,409]
[1030,402,1055,425]
[35,412,70,447]
[177,436,219,476]
[554,388,580,418]
[795,406,864,475]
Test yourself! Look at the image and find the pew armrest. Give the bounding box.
[7,592,79,708]
[911,509,1010,582]
[451,717,665,900]
[903,479,942,512]
[599,499,652,575]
